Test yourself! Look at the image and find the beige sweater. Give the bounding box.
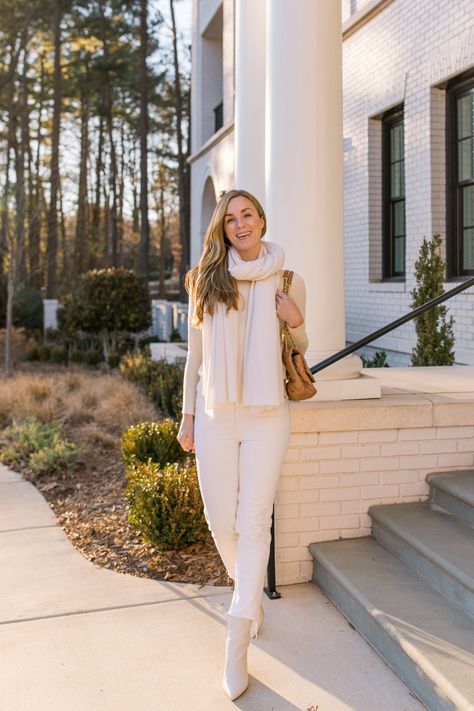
[182,269,309,415]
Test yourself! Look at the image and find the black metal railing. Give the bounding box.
[265,275,474,599]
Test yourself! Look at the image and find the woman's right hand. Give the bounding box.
[177,414,195,453]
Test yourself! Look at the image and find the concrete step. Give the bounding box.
[369,502,474,617]
[427,470,474,528]
[310,537,474,711]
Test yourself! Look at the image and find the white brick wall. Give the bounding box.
[343,0,474,366]
[275,395,474,585]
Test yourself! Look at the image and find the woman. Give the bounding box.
[177,188,308,700]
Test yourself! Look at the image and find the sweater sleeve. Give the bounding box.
[281,271,309,355]
[181,292,202,416]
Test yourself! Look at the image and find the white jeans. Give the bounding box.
[194,384,290,623]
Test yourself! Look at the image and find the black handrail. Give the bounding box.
[311,276,474,375]
[265,274,474,599]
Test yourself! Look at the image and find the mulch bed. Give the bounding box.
[32,426,231,589]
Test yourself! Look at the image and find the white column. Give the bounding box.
[234,0,266,202]
[265,1,377,398]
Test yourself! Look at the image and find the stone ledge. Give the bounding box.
[290,389,474,432]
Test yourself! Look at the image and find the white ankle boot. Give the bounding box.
[250,604,265,639]
[223,614,252,700]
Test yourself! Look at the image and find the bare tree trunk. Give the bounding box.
[118,120,125,265]
[58,175,67,286]
[0,42,20,276]
[103,177,111,267]
[0,138,12,277]
[92,115,104,269]
[75,85,90,274]
[137,0,149,281]
[16,31,30,286]
[4,263,15,377]
[158,167,166,299]
[46,0,63,297]
[105,114,118,267]
[3,31,27,377]
[14,123,26,288]
[3,58,17,377]
[28,54,45,288]
[99,0,118,267]
[169,0,190,301]
[130,143,140,272]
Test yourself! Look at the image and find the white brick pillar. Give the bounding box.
[265,1,378,399]
[234,0,266,201]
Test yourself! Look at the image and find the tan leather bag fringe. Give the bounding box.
[281,270,317,401]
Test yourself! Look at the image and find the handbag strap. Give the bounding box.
[282,269,293,295]
[281,270,297,350]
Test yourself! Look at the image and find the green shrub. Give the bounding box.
[44,328,61,342]
[119,351,157,390]
[36,345,51,362]
[0,418,79,477]
[28,439,78,474]
[83,349,104,366]
[59,268,152,361]
[125,460,208,551]
[69,349,85,364]
[50,346,67,364]
[119,352,183,420]
[13,287,43,331]
[107,352,120,369]
[138,335,161,347]
[149,362,183,419]
[169,328,182,342]
[411,234,455,365]
[120,419,187,469]
[26,346,40,361]
[361,350,389,368]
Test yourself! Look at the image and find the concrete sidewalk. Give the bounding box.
[0,464,424,711]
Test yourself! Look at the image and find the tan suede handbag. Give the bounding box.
[281,270,317,401]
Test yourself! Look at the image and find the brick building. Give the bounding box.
[190,0,474,366]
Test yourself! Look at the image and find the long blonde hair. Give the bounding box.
[185,189,267,326]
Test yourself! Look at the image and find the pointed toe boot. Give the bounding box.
[223,614,252,700]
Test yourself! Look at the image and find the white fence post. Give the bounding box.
[151,300,173,341]
[43,299,58,330]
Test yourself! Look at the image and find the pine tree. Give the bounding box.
[410,233,455,366]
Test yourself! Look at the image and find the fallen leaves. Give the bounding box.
[34,425,230,587]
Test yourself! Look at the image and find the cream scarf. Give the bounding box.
[201,240,285,414]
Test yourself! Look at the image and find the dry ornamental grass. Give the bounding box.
[0,367,229,587]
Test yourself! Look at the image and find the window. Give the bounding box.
[214,101,224,133]
[382,105,405,279]
[447,70,474,277]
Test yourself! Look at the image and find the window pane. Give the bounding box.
[458,137,473,181]
[390,123,403,161]
[457,93,474,140]
[393,200,405,237]
[394,235,405,274]
[463,228,474,270]
[463,184,474,228]
[391,162,403,198]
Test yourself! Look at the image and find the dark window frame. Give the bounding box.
[382,104,406,280]
[214,100,224,133]
[446,68,474,279]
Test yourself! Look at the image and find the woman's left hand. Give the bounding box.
[275,290,304,328]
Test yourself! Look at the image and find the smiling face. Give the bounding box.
[223,195,265,261]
